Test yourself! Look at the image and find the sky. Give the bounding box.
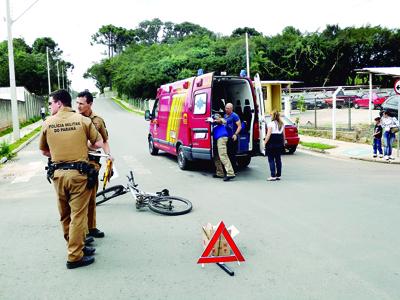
[0,0,398,93]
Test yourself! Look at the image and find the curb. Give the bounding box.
[298,145,326,154]
[0,128,41,165]
[299,146,400,165]
[349,156,400,164]
[111,97,145,116]
[13,129,41,154]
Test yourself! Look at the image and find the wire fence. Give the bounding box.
[283,88,397,144]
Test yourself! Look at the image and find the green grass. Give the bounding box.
[111,97,145,116]
[0,116,42,137]
[300,141,336,150]
[10,126,41,152]
[0,141,15,159]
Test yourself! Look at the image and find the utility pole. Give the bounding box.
[245,32,250,78]
[6,0,20,141]
[46,47,51,96]
[5,0,40,141]
[61,64,65,89]
[56,61,60,89]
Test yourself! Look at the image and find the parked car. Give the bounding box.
[353,92,388,109]
[381,95,400,118]
[290,94,327,110]
[265,115,300,154]
[324,91,357,108]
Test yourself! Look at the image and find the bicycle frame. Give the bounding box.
[126,171,155,209]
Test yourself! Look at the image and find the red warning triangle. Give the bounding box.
[197,221,245,264]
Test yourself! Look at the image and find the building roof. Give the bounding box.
[355,67,400,77]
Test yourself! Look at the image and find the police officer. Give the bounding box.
[76,90,112,239]
[39,89,103,269]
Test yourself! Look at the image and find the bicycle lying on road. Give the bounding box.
[96,170,192,216]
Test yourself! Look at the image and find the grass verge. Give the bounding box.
[0,116,42,137]
[10,126,41,152]
[112,97,145,116]
[300,141,336,150]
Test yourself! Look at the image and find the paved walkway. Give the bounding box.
[0,120,42,144]
[299,134,400,164]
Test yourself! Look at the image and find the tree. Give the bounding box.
[91,25,135,58]
[0,37,70,95]
[84,59,113,93]
[231,27,262,37]
[32,37,62,58]
[87,20,400,98]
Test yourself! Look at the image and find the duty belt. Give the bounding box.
[53,162,89,173]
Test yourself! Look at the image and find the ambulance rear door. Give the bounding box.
[254,73,266,155]
[189,73,213,160]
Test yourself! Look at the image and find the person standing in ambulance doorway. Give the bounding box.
[39,89,103,269]
[76,90,113,239]
[224,103,242,173]
[211,114,235,181]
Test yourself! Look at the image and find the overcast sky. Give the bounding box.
[0,0,398,93]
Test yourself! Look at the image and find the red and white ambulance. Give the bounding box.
[145,72,267,169]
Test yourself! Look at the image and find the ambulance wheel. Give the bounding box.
[237,155,251,169]
[177,146,189,170]
[149,136,159,155]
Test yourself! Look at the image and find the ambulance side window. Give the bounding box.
[194,93,207,115]
[152,99,159,118]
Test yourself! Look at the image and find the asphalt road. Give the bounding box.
[0,97,399,300]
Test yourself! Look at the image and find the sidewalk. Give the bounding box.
[299,134,400,164]
[0,120,42,145]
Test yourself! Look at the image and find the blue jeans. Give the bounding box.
[373,138,382,155]
[267,153,282,177]
[383,131,395,156]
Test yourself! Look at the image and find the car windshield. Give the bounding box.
[265,115,295,126]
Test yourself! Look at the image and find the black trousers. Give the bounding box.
[267,152,282,177]
[227,137,238,171]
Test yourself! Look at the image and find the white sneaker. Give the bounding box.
[389,156,395,160]
[384,156,389,161]
[373,154,377,158]
[379,154,383,158]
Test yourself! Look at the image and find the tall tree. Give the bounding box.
[231,27,262,37]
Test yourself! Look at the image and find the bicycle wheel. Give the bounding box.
[148,196,192,216]
[96,185,126,206]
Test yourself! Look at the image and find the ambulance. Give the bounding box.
[145,71,267,170]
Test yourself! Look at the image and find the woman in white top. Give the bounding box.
[381,111,398,160]
[264,110,285,181]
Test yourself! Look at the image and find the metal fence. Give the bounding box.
[283,88,396,143]
[123,98,153,111]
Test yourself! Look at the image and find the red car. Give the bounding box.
[265,116,300,153]
[324,93,357,108]
[353,92,388,109]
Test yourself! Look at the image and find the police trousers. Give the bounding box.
[52,169,90,262]
[87,162,101,231]
[214,137,235,177]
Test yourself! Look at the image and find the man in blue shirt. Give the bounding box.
[211,114,235,181]
[224,103,242,172]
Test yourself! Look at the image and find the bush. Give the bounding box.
[0,141,15,160]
